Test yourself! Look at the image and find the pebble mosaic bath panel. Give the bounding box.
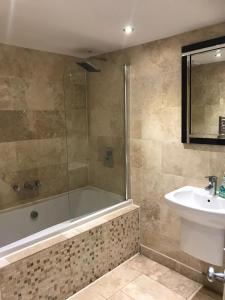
[0,206,139,300]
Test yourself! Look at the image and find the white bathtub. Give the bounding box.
[0,186,128,257]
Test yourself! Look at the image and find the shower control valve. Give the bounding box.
[12,184,21,193]
[24,180,42,191]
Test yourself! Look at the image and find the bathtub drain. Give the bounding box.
[30,211,39,220]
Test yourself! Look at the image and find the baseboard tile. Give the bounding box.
[140,244,223,295]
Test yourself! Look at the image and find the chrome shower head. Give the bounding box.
[76,61,100,72]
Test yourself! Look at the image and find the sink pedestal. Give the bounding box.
[180,218,224,266]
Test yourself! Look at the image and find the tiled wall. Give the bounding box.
[87,59,126,195]
[0,205,139,300]
[128,22,225,275]
[191,61,225,136]
[0,43,126,211]
[65,65,89,191]
[91,22,225,283]
[0,44,88,210]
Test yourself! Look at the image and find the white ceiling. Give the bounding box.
[0,0,225,58]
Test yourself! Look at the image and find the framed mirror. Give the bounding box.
[182,36,225,145]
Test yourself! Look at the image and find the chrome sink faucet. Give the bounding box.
[205,176,218,196]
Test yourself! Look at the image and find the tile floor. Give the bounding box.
[68,255,222,300]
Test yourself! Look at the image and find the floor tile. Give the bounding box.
[108,291,133,300]
[122,274,185,300]
[68,255,221,300]
[125,254,169,280]
[190,287,222,300]
[90,264,140,298]
[157,269,202,299]
[68,288,105,300]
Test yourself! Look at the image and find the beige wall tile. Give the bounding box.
[0,111,32,142]
[130,108,142,139]
[142,139,161,173]
[68,136,88,163]
[130,139,143,169]
[0,77,28,110]
[66,109,87,137]
[69,166,88,189]
[0,43,33,79]
[87,58,125,195]
[64,83,86,110]
[162,142,183,176]
[98,22,225,287]
[88,161,125,195]
[99,22,225,291]
[131,167,143,205]
[162,71,181,108]
[141,107,163,141]
[15,138,67,170]
[26,78,64,111]
[0,44,89,209]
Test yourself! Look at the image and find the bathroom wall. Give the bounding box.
[191,61,225,136]
[0,41,126,212]
[87,60,126,196]
[0,44,88,210]
[93,22,225,280]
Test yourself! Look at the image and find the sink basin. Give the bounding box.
[165,186,225,266]
[165,186,225,229]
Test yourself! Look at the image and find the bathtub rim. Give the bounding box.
[0,197,133,262]
[0,185,124,215]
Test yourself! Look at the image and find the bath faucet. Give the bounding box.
[24,180,41,191]
[205,176,217,196]
[12,180,41,193]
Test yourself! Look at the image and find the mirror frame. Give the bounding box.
[182,35,225,145]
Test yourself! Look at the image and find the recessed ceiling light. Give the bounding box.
[123,26,134,34]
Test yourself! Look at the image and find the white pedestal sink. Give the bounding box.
[165,186,225,266]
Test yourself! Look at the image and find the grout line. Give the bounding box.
[122,254,172,285]
[67,253,140,299]
[69,254,204,300]
[105,274,144,300]
[119,290,136,300]
[119,273,187,300]
[119,278,142,300]
[97,259,142,298]
[119,256,202,300]
[187,285,203,300]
